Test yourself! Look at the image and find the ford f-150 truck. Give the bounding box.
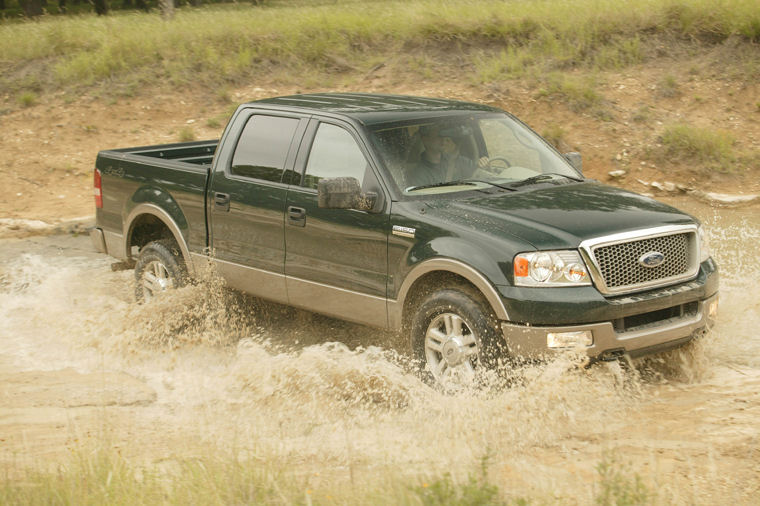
[91,93,718,387]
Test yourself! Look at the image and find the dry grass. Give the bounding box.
[1,0,758,100]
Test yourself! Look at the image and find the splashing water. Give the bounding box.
[1,202,758,503]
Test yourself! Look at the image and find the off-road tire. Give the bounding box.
[134,239,187,301]
[410,286,505,388]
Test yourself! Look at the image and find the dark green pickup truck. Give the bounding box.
[91,93,718,387]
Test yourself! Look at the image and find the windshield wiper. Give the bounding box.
[507,172,583,189]
[406,179,517,192]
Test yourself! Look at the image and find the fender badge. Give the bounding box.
[638,251,665,268]
[392,225,416,238]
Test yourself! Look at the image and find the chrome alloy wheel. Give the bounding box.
[424,312,480,387]
[141,260,174,300]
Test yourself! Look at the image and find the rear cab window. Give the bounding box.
[230,115,301,183]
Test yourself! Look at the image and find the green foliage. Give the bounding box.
[594,452,651,506]
[632,105,652,123]
[657,74,680,98]
[593,37,644,70]
[0,448,165,505]
[411,454,515,506]
[476,47,534,82]
[660,123,736,167]
[17,91,36,107]
[178,125,196,142]
[542,124,566,150]
[1,0,759,97]
[0,446,525,505]
[413,474,504,506]
[537,72,606,113]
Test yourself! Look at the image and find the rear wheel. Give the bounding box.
[134,239,187,301]
[410,286,505,390]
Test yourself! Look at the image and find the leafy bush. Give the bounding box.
[661,123,736,166]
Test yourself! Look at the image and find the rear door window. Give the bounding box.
[231,115,300,183]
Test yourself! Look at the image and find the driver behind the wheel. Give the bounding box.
[406,124,489,188]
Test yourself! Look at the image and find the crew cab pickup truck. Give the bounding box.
[91,93,719,387]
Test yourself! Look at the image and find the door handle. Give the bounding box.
[287,206,306,227]
[214,192,230,212]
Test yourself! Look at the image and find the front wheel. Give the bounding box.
[134,239,187,301]
[410,287,505,389]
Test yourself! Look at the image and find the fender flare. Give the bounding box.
[389,258,510,330]
[124,203,194,275]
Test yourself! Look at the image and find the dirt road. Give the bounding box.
[1,199,758,503]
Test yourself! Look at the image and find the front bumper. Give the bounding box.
[502,292,718,360]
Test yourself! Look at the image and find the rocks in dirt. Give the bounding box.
[637,180,682,192]
[690,191,760,206]
[0,216,93,239]
[652,181,678,192]
[608,170,627,178]
[635,180,760,206]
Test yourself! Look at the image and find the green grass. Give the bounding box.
[0,446,523,505]
[537,73,603,110]
[178,125,196,142]
[594,452,652,506]
[657,74,680,98]
[17,90,36,107]
[1,0,759,98]
[541,124,567,150]
[1,444,661,504]
[660,123,736,168]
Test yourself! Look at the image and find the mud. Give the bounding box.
[0,199,758,503]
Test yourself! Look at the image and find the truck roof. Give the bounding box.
[249,92,502,126]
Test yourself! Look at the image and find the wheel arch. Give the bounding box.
[390,258,510,332]
[125,203,193,274]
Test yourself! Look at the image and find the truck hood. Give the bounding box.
[424,182,696,250]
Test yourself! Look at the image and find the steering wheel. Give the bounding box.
[486,156,512,172]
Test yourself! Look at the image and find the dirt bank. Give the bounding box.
[1,52,758,231]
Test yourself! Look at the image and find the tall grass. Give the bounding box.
[0,446,513,505]
[660,123,736,167]
[1,0,759,95]
[0,445,651,504]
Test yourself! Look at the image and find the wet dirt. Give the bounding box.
[0,199,758,503]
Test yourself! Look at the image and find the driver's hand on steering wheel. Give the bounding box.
[477,156,490,168]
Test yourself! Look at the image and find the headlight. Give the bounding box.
[698,225,710,263]
[513,250,591,287]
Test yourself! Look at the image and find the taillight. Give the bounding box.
[94,168,103,209]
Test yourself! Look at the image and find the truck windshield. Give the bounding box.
[368,112,581,196]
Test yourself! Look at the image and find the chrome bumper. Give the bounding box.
[502,292,718,360]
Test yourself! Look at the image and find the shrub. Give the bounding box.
[660,123,736,166]
[595,453,651,506]
[178,126,196,142]
[18,91,37,107]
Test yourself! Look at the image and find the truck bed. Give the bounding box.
[105,140,218,169]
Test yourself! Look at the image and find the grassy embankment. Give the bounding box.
[2,0,759,99]
[2,0,759,172]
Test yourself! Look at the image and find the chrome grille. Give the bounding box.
[582,227,699,295]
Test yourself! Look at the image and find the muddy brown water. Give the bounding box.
[0,197,758,503]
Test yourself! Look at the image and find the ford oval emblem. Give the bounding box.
[639,251,665,268]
